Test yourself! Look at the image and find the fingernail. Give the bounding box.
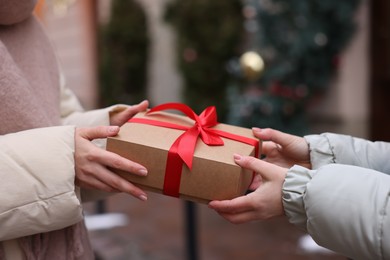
[108,126,119,133]
[252,127,261,132]
[233,153,242,161]
[139,194,147,201]
[138,168,148,176]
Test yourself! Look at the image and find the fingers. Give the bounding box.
[76,126,147,175]
[208,193,259,224]
[109,100,149,126]
[210,207,259,224]
[77,126,120,141]
[261,141,281,156]
[211,152,289,225]
[136,100,149,110]
[252,127,296,148]
[94,147,148,176]
[233,154,286,181]
[209,195,252,214]
[127,100,149,117]
[77,164,147,201]
[75,126,148,201]
[75,169,121,193]
[248,173,262,190]
[214,210,259,224]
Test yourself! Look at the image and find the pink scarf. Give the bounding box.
[18,222,93,260]
[0,2,94,259]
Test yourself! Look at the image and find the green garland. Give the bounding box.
[98,0,149,107]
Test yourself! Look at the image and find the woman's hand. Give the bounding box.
[209,154,287,224]
[110,100,149,126]
[74,125,148,201]
[254,128,311,169]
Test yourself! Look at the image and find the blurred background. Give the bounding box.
[34,0,389,259]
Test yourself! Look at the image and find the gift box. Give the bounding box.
[106,103,260,204]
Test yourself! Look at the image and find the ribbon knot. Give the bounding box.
[148,103,224,169]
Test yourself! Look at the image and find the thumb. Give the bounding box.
[110,100,149,126]
[252,127,295,147]
[77,126,120,141]
[234,153,286,181]
[121,100,149,119]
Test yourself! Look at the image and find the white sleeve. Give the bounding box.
[59,76,112,128]
[305,133,390,174]
[0,126,83,240]
[283,164,390,260]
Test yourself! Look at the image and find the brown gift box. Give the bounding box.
[106,110,260,204]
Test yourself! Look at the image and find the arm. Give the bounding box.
[210,156,390,260]
[0,39,82,239]
[0,126,82,240]
[306,133,390,174]
[59,77,148,129]
[0,124,149,240]
[284,164,390,260]
[58,77,150,201]
[59,76,112,128]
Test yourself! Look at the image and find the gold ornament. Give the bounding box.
[239,51,265,81]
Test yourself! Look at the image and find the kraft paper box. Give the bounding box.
[106,108,260,204]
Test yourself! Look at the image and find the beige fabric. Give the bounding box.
[0,0,126,258]
[0,74,116,259]
[0,3,110,259]
[0,126,83,240]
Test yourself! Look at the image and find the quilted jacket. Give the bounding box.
[283,133,390,260]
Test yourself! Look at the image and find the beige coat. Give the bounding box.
[0,1,121,258]
[0,84,116,260]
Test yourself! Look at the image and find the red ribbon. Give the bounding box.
[129,103,259,197]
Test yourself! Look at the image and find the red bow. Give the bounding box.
[148,103,224,169]
[129,103,259,197]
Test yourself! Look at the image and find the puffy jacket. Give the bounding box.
[0,82,119,259]
[283,133,390,260]
[0,2,126,258]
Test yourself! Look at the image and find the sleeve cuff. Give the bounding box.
[282,165,316,231]
[304,134,335,169]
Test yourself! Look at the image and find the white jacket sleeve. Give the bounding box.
[58,74,132,129]
[0,126,83,240]
[282,133,390,260]
[305,133,390,174]
[59,77,112,128]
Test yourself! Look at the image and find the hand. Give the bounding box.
[74,125,148,201]
[254,127,311,169]
[110,100,149,126]
[208,154,287,224]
